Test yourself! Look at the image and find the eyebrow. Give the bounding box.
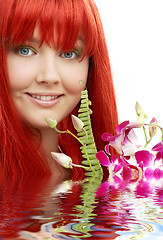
[77,36,85,43]
[75,37,86,48]
[26,37,41,44]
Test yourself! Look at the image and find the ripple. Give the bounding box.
[0,176,163,239]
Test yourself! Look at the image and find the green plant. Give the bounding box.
[77,90,103,176]
[45,89,103,176]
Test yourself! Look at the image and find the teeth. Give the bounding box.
[31,95,57,101]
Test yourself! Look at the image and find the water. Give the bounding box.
[0,174,162,240]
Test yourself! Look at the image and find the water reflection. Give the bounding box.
[0,174,162,239]
[0,174,67,239]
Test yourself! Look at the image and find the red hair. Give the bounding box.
[0,0,118,178]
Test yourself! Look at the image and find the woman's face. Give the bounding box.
[7,28,89,129]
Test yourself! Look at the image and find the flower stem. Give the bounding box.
[70,162,90,170]
[67,130,84,145]
[54,127,67,134]
[144,123,163,143]
[143,126,148,148]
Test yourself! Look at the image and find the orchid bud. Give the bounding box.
[127,112,145,129]
[136,112,145,127]
[45,118,57,128]
[51,152,73,169]
[135,102,144,116]
[135,102,148,119]
[149,117,158,138]
[71,115,84,131]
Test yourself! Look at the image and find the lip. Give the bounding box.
[26,92,63,107]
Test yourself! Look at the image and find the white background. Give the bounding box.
[94,0,163,127]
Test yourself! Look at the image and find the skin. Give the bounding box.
[7,27,89,175]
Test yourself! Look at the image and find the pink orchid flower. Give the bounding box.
[135,149,163,180]
[96,150,140,183]
[152,141,163,161]
[101,121,142,157]
[97,103,163,185]
[135,150,154,167]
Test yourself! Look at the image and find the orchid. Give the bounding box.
[152,141,163,161]
[45,118,57,128]
[96,151,140,183]
[97,102,163,183]
[71,114,84,131]
[51,152,90,170]
[51,152,73,169]
[101,120,142,156]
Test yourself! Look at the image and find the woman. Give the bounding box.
[0,0,118,179]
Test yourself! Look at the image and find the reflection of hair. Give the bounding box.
[0,0,118,178]
[0,174,65,238]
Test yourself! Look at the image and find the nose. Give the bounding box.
[36,53,61,84]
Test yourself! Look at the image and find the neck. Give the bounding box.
[39,128,71,178]
[40,127,59,154]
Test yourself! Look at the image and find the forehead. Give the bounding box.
[25,27,86,50]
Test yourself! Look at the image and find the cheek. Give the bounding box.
[7,57,36,90]
[8,68,26,90]
[60,59,89,93]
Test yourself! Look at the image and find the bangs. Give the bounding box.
[2,0,98,55]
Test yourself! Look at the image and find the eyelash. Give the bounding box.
[12,45,81,59]
[60,49,81,59]
[14,46,38,56]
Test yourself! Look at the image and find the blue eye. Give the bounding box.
[64,52,74,58]
[19,48,30,55]
[16,46,37,56]
[60,50,80,59]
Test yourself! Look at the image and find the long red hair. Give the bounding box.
[0,0,118,178]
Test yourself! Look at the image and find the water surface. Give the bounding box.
[0,174,162,239]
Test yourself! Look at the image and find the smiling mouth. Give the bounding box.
[27,93,63,101]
